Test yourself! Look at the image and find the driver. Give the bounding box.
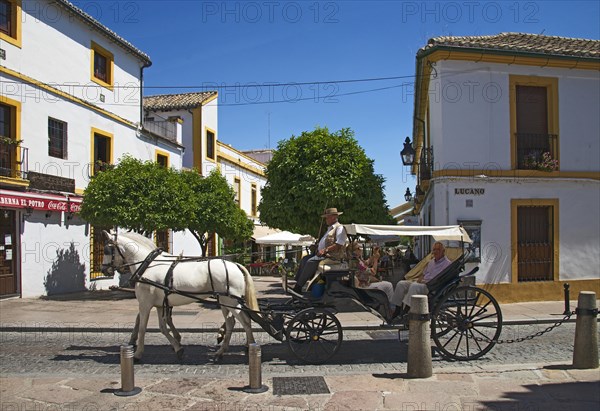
[293,208,348,293]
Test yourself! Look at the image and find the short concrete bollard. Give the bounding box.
[114,345,142,396]
[407,295,432,378]
[244,343,268,393]
[572,291,599,369]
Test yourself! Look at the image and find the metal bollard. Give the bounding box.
[563,283,571,315]
[572,291,599,369]
[407,295,433,378]
[114,345,142,396]
[243,343,268,393]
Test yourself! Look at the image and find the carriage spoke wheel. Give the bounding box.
[286,308,343,364]
[432,286,502,361]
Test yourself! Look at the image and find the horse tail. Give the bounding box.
[238,263,259,312]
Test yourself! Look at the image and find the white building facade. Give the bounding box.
[1,0,183,297]
[143,93,268,257]
[409,33,600,302]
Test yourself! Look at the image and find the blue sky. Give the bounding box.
[83,0,599,207]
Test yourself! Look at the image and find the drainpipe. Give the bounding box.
[140,61,152,125]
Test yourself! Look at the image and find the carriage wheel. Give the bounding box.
[286,308,343,364]
[432,286,502,361]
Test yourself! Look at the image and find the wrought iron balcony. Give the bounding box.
[418,146,433,181]
[516,133,558,170]
[0,140,28,180]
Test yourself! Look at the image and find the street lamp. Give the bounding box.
[404,188,413,202]
[400,137,416,166]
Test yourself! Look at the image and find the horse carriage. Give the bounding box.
[102,224,502,365]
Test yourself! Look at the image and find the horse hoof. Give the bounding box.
[211,355,223,364]
[216,336,224,344]
[133,357,141,364]
[176,348,185,361]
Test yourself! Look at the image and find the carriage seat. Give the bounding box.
[402,247,463,282]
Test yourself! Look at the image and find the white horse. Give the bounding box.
[101,230,259,361]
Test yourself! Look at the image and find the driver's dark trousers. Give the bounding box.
[293,255,325,292]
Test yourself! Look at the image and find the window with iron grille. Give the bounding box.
[48,118,68,159]
[0,0,12,36]
[517,205,554,282]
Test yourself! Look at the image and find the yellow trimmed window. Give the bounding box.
[0,0,21,48]
[251,184,257,216]
[509,76,559,170]
[91,41,114,89]
[206,129,216,160]
[156,151,169,168]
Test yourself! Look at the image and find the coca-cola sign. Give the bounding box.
[0,193,82,213]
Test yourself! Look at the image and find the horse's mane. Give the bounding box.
[115,230,158,251]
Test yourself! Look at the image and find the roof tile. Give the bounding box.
[419,32,599,59]
[143,92,219,111]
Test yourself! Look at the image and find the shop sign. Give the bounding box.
[0,193,81,212]
[454,188,485,195]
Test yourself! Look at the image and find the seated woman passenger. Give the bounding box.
[351,244,395,313]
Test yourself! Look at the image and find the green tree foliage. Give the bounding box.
[81,157,253,256]
[259,127,395,237]
[182,168,253,255]
[80,156,193,233]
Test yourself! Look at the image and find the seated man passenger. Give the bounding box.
[293,208,348,293]
[390,241,451,318]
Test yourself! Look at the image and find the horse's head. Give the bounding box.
[101,230,125,277]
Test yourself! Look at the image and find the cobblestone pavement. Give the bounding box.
[0,323,582,378]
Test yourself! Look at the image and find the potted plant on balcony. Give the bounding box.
[536,152,559,172]
[523,151,559,172]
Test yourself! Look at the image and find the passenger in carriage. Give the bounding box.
[351,244,395,312]
[390,241,451,318]
[293,208,348,293]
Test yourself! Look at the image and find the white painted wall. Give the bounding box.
[430,178,600,285]
[5,0,144,123]
[429,60,600,172]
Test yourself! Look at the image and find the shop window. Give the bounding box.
[458,220,481,262]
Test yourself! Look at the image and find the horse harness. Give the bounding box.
[118,247,247,315]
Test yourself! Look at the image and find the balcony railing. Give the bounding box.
[0,140,28,179]
[143,119,177,142]
[418,146,433,181]
[516,133,558,170]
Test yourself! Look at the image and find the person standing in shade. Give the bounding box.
[293,208,348,293]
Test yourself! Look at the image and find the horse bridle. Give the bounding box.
[101,232,163,285]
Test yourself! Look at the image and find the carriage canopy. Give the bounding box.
[343,224,472,243]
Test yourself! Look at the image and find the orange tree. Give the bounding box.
[258,127,395,238]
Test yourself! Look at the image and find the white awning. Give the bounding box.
[251,225,280,240]
[254,230,315,246]
[344,224,472,243]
